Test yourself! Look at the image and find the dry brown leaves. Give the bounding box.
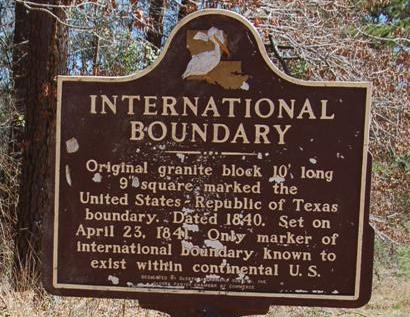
[244,0,409,242]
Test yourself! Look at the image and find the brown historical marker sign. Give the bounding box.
[44,9,374,317]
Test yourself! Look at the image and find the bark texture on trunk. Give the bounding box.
[147,0,166,48]
[14,0,67,284]
[10,0,29,155]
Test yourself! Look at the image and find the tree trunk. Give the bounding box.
[10,0,29,156]
[147,0,166,48]
[13,0,67,286]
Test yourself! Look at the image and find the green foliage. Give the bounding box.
[395,153,410,173]
[368,0,410,21]
[397,245,410,278]
[15,114,24,128]
[373,152,410,175]
[108,42,159,74]
[374,237,396,272]
[66,0,157,76]
[291,59,309,79]
[363,0,410,47]
[373,236,410,280]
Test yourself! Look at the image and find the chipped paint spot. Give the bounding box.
[204,239,224,250]
[235,272,250,283]
[108,275,119,285]
[257,152,262,159]
[65,165,72,186]
[299,146,304,151]
[241,81,249,90]
[92,173,102,183]
[205,274,221,280]
[312,290,324,294]
[295,289,308,293]
[182,207,194,214]
[132,176,140,188]
[183,223,199,232]
[269,175,285,183]
[177,153,185,162]
[66,137,79,153]
[181,240,194,250]
[336,152,345,159]
[309,158,317,164]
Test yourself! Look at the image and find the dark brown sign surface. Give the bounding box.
[45,9,374,317]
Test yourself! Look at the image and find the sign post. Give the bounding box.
[44,9,374,317]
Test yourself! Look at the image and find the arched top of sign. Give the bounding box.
[59,9,370,89]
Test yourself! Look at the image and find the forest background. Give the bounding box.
[0,0,409,316]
